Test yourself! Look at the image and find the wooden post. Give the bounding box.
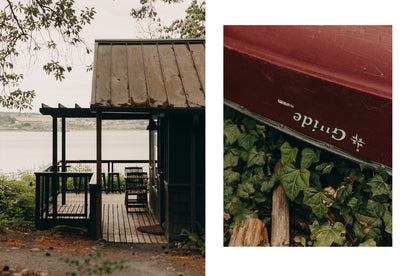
[271,161,289,246]
[52,116,58,220]
[94,111,102,239]
[61,117,66,205]
[52,116,58,172]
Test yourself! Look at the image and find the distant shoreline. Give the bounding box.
[0,111,147,131]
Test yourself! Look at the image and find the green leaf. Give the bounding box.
[303,187,333,219]
[242,117,256,130]
[247,147,266,168]
[256,124,266,136]
[365,199,386,218]
[375,167,389,182]
[260,173,278,193]
[358,239,377,247]
[315,162,334,174]
[280,163,310,200]
[367,175,391,198]
[383,209,392,234]
[335,184,353,205]
[353,221,367,239]
[223,151,239,169]
[224,122,241,145]
[355,200,384,237]
[347,196,361,213]
[350,168,364,183]
[309,172,322,190]
[223,169,240,184]
[237,132,258,151]
[236,182,255,199]
[310,222,346,247]
[253,192,267,203]
[300,148,320,169]
[280,142,298,165]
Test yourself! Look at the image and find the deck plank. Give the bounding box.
[46,193,166,244]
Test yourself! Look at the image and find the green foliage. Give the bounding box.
[181,222,205,256]
[131,0,205,39]
[162,0,205,38]
[223,108,281,244]
[310,222,346,246]
[1,0,96,110]
[0,171,36,231]
[63,251,127,276]
[223,107,392,247]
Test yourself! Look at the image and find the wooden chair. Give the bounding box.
[124,167,148,213]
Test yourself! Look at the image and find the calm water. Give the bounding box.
[0,130,149,174]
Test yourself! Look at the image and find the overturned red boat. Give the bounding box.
[224,25,392,173]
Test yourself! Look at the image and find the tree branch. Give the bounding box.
[6,0,27,38]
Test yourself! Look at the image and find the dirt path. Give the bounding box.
[0,229,204,276]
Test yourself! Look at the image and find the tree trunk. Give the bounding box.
[228,215,269,246]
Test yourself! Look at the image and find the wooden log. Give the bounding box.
[271,160,290,246]
[228,215,269,247]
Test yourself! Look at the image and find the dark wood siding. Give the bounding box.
[164,113,205,240]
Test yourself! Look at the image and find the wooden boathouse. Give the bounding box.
[34,39,205,243]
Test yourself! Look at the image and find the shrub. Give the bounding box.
[0,170,36,231]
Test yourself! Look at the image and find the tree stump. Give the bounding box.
[271,160,289,246]
[228,215,270,246]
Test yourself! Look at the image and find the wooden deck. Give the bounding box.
[50,192,166,244]
[102,193,167,244]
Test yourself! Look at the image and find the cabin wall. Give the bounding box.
[164,113,205,241]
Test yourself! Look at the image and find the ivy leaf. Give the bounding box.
[383,209,392,234]
[303,187,333,219]
[310,222,346,247]
[254,192,267,203]
[300,148,320,169]
[358,239,377,247]
[367,175,391,198]
[335,184,353,205]
[355,200,384,237]
[347,196,361,214]
[247,147,266,168]
[236,182,255,199]
[224,151,239,169]
[224,169,240,184]
[280,163,310,200]
[353,221,367,239]
[242,117,256,130]
[350,168,364,183]
[310,172,322,190]
[365,199,386,218]
[256,124,266,137]
[224,122,241,145]
[261,173,278,193]
[280,142,298,165]
[315,162,334,174]
[237,132,258,151]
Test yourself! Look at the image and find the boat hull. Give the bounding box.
[224,26,392,170]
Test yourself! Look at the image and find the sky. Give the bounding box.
[2,0,194,112]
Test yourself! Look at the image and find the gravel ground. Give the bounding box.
[0,229,204,276]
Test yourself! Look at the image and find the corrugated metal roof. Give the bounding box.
[91,39,205,110]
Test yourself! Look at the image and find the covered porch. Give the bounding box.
[34,39,205,243]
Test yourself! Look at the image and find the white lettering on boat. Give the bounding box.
[293,112,346,142]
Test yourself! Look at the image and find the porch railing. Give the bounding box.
[34,166,92,229]
[34,159,154,236]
